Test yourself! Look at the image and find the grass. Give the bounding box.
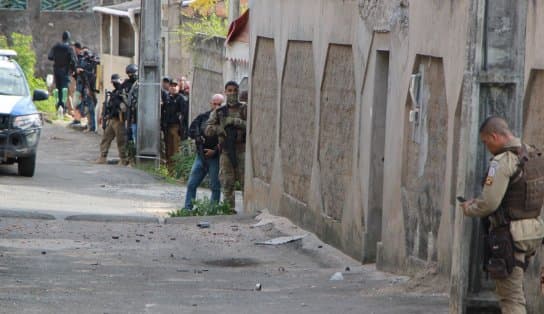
[168,197,235,217]
[35,97,58,120]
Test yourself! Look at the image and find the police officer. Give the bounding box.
[48,31,77,113]
[95,74,128,166]
[461,116,544,314]
[184,94,224,210]
[205,81,247,210]
[161,79,188,168]
[76,46,99,132]
[123,64,139,144]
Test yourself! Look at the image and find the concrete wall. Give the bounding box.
[190,35,225,119]
[0,1,101,78]
[247,0,469,271]
[247,0,544,313]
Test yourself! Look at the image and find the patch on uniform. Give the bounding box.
[485,161,499,185]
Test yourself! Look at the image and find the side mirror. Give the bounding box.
[33,89,49,101]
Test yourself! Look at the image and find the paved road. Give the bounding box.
[0,123,449,313]
[0,122,241,219]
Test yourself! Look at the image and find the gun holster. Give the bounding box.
[485,225,516,279]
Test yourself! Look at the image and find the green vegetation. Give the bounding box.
[170,141,198,182]
[0,32,57,118]
[137,140,197,185]
[168,197,235,217]
[179,0,229,44]
[179,12,229,43]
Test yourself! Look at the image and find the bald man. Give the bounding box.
[461,116,544,314]
[183,94,224,209]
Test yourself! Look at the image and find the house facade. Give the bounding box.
[246,0,544,312]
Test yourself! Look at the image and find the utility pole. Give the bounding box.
[228,0,240,24]
[137,0,161,165]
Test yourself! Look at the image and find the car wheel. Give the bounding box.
[18,154,36,177]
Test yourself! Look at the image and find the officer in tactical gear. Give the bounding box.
[95,74,128,166]
[123,64,138,144]
[75,46,100,132]
[48,31,77,113]
[161,79,188,169]
[205,81,247,210]
[461,116,544,314]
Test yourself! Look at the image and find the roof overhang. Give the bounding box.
[92,0,141,17]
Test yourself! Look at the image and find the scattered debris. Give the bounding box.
[330,272,344,281]
[255,235,307,246]
[197,221,210,228]
[255,283,262,291]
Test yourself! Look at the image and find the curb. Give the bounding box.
[164,213,256,225]
[0,209,56,220]
[65,215,160,224]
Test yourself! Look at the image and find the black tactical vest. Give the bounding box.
[498,145,544,221]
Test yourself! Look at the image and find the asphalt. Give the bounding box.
[0,122,450,313]
[0,214,449,314]
[0,122,242,220]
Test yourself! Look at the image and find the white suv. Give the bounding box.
[0,49,48,177]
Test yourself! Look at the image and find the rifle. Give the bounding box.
[194,124,208,171]
[101,90,111,130]
[223,125,238,169]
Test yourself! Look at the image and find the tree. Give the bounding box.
[190,0,218,15]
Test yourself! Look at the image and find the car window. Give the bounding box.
[0,66,28,96]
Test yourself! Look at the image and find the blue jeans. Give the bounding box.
[184,153,220,209]
[131,123,137,142]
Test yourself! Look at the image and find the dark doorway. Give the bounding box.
[364,50,390,262]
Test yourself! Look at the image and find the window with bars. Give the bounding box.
[40,0,94,12]
[0,0,27,10]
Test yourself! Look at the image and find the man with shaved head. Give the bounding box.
[183,94,224,209]
[461,116,544,313]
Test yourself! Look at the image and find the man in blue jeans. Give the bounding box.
[184,94,224,209]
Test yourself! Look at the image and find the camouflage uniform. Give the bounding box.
[97,85,128,165]
[205,103,247,209]
[464,137,544,314]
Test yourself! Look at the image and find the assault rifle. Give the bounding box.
[194,124,208,171]
[223,125,238,169]
[101,90,111,130]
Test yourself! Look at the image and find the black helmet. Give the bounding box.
[62,31,71,42]
[111,73,121,81]
[126,64,138,75]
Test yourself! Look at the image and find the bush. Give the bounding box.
[170,140,197,182]
[0,32,57,117]
[168,197,234,217]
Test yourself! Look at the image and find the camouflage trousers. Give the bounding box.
[165,125,180,167]
[219,150,245,210]
[495,238,541,314]
[100,117,127,161]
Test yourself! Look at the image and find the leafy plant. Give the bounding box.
[189,0,219,15]
[168,197,235,217]
[179,12,229,44]
[170,140,197,181]
[0,32,57,118]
